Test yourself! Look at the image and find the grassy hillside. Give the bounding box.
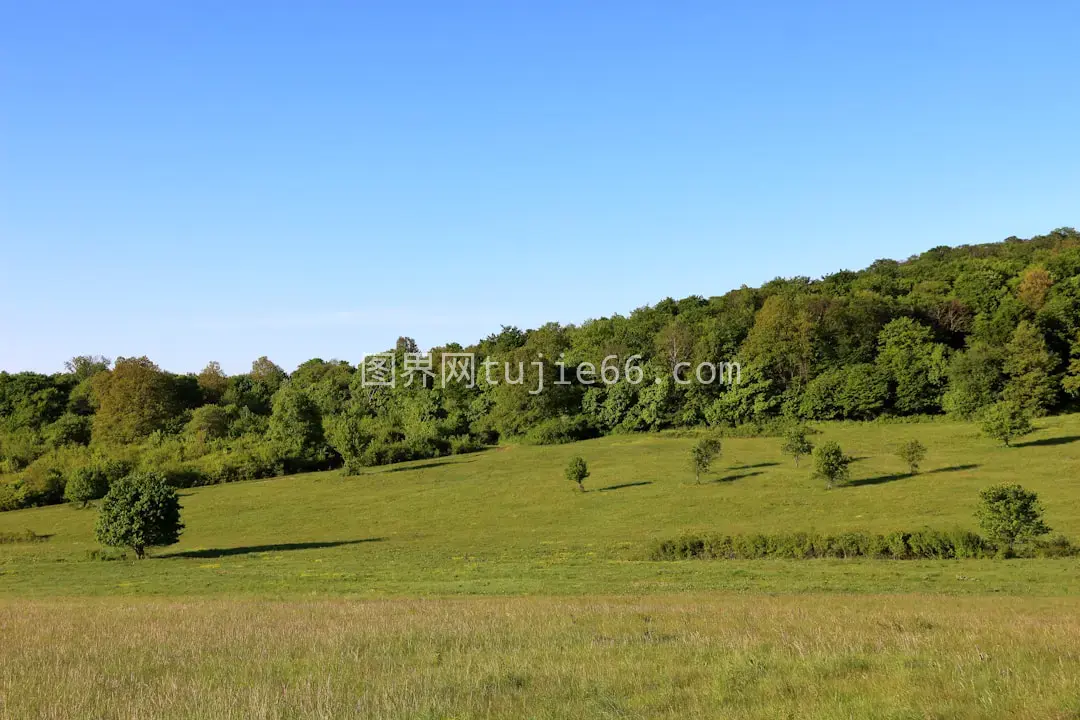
[2,415,1080,597]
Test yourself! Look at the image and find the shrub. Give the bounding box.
[46,413,93,448]
[0,482,24,512]
[94,471,184,559]
[906,529,953,558]
[980,401,1034,446]
[192,444,285,484]
[0,427,46,473]
[689,435,722,483]
[64,466,110,507]
[832,531,871,558]
[896,439,926,474]
[947,528,992,559]
[1034,534,1076,558]
[565,456,589,492]
[884,531,911,558]
[977,483,1050,552]
[813,441,851,488]
[523,417,597,446]
[156,463,209,489]
[780,426,814,467]
[18,464,67,507]
[186,405,230,442]
[449,434,483,455]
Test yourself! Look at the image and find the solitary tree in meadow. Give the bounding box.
[565,457,589,492]
[896,439,926,475]
[813,441,851,489]
[689,436,722,483]
[976,483,1050,553]
[64,466,110,508]
[95,472,184,558]
[980,401,1034,447]
[780,426,814,467]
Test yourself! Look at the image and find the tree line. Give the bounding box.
[3,227,1080,511]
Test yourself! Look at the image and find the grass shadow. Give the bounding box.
[596,481,653,492]
[1013,435,1080,448]
[711,471,764,484]
[163,538,385,559]
[728,462,780,470]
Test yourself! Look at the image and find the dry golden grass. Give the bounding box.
[2,594,1079,719]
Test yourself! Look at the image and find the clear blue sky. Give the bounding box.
[2,1,1077,374]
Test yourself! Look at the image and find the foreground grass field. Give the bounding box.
[3,594,1080,719]
[2,417,1080,717]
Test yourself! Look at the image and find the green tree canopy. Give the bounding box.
[94,471,184,558]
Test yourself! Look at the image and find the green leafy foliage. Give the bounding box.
[813,441,851,489]
[564,456,589,491]
[649,527,1074,560]
[267,383,331,471]
[186,405,230,442]
[64,466,110,507]
[780,425,814,467]
[977,484,1051,552]
[1002,321,1058,415]
[94,471,184,558]
[4,230,1080,512]
[689,435,722,482]
[980,401,1034,446]
[649,529,1000,560]
[896,439,927,474]
[91,357,180,444]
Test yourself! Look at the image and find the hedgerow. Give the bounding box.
[647,529,1076,560]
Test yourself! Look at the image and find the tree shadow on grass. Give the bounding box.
[1013,435,1080,448]
[163,538,385,559]
[596,481,653,492]
[727,462,780,470]
[925,464,980,474]
[377,458,479,474]
[848,473,911,487]
[850,463,979,487]
[711,471,764,484]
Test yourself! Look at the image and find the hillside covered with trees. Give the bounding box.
[3,227,1080,511]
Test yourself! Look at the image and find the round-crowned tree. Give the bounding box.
[977,483,1050,552]
[95,471,184,559]
[980,401,1034,447]
[813,441,852,489]
[64,466,110,508]
[565,456,589,492]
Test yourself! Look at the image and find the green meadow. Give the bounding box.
[3,416,1080,597]
[2,416,1080,717]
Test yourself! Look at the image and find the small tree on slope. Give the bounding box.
[95,472,184,559]
[565,457,589,492]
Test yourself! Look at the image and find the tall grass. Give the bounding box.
[1,595,1079,719]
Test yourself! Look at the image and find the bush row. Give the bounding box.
[0,429,490,507]
[647,529,1078,560]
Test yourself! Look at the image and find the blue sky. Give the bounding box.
[2,1,1077,374]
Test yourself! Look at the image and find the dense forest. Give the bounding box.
[3,227,1080,511]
